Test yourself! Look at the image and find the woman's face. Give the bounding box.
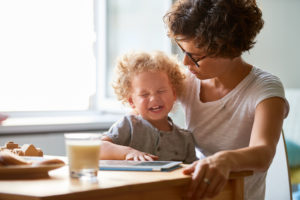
[176,39,232,80]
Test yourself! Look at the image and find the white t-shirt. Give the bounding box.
[179,66,289,200]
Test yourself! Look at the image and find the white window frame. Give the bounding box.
[95,0,126,113]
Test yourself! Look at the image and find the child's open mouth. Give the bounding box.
[149,105,163,112]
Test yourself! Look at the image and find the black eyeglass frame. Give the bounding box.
[174,39,207,68]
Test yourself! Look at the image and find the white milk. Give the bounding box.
[66,140,101,177]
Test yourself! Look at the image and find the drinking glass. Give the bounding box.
[64,133,101,180]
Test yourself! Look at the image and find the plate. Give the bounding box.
[0,157,65,179]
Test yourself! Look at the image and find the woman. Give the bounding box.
[163,0,289,199]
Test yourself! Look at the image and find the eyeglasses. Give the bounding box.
[174,39,207,68]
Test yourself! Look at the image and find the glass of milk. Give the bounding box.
[64,133,101,180]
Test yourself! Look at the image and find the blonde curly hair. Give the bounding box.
[112,50,185,105]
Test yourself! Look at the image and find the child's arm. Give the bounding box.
[100,136,158,161]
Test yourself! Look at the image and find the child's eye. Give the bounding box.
[140,93,149,98]
[158,90,167,94]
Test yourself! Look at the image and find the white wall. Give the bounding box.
[243,0,300,89]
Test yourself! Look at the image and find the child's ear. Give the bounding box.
[128,97,135,109]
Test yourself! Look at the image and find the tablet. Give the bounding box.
[99,160,182,172]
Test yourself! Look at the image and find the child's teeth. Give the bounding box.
[150,106,160,110]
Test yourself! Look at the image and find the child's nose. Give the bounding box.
[150,94,160,102]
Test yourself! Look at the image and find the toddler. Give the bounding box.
[100,51,197,164]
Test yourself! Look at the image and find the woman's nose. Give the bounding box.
[183,54,193,66]
[183,54,194,69]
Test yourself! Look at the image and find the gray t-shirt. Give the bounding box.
[104,115,197,164]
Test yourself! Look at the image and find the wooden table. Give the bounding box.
[0,163,252,200]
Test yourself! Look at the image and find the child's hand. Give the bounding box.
[125,149,158,161]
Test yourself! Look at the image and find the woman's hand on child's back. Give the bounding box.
[125,149,158,161]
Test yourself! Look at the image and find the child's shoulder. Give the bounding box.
[174,126,192,136]
[125,114,143,122]
[110,114,138,127]
[120,114,148,127]
[108,114,145,133]
[170,119,192,136]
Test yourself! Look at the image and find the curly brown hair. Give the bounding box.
[112,51,185,105]
[163,0,264,58]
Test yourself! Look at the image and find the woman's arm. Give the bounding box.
[183,97,286,199]
[224,97,285,172]
[100,136,158,161]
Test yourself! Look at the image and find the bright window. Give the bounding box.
[0,0,173,131]
[0,0,96,112]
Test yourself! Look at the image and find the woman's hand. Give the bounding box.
[125,149,158,161]
[183,152,231,199]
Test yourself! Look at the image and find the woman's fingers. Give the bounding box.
[183,157,230,200]
[206,177,226,198]
[183,161,197,175]
[197,175,216,199]
[186,161,207,199]
[204,172,223,198]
